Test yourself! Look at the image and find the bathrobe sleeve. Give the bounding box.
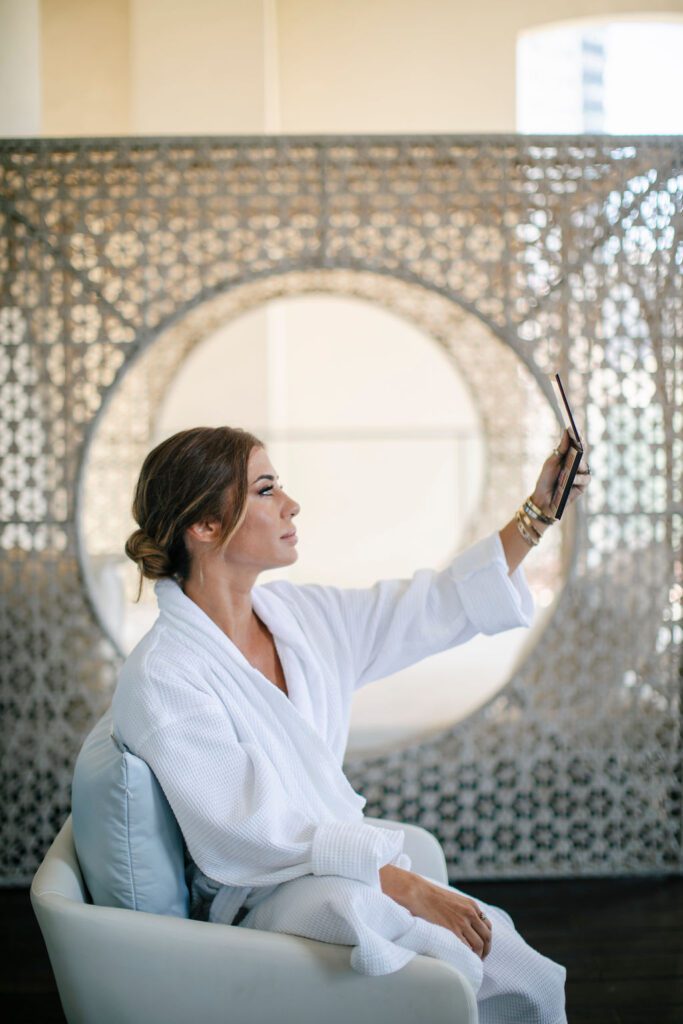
[135,705,406,890]
[292,530,534,691]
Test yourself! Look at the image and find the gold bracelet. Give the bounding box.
[524,496,554,526]
[516,511,537,547]
[519,508,543,542]
[515,509,538,547]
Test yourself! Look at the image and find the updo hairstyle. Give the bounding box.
[125,426,264,601]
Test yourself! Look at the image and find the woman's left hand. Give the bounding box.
[531,427,591,518]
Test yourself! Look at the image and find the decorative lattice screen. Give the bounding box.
[0,134,681,885]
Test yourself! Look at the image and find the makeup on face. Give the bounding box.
[250,465,299,545]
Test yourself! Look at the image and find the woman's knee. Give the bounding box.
[479,931,567,1024]
[510,952,567,1024]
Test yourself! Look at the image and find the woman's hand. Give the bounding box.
[410,877,493,959]
[531,427,591,518]
[379,865,492,959]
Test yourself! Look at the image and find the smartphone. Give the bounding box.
[550,372,584,520]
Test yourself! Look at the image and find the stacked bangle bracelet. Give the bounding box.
[523,497,555,526]
[515,495,555,548]
[515,508,540,546]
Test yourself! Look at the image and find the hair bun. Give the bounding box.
[124,527,172,581]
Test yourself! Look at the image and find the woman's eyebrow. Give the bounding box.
[252,474,279,484]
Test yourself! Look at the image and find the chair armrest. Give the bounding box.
[32,894,478,1024]
[31,819,479,1024]
[31,818,477,1024]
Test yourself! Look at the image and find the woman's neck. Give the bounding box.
[182,570,260,649]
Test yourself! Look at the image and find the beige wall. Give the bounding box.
[2,0,681,136]
[41,0,130,136]
[130,0,272,133]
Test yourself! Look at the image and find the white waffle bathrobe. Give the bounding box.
[112,532,567,1024]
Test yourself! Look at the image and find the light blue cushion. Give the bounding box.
[71,707,189,917]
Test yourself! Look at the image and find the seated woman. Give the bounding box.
[112,424,589,1024]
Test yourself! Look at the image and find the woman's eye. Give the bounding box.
[259,486,273,495]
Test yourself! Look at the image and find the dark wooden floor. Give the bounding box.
[3,876,683,1022]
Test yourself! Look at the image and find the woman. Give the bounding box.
[113,424,589,1024]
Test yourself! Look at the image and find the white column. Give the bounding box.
[0,0,40,137]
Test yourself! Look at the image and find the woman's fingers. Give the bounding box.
[475,915,493,958]
[568,450,591,503]
[471,906,491,934]
[554,427,570,459]
[567,481,589,506]
[413,884,494,960]
[462,922,486,958]
[467,905,492,958]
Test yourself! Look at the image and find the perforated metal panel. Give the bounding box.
[0,135,681,884]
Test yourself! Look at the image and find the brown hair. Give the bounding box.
[125,426,264,601]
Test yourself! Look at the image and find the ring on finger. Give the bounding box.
[552,446,562,458]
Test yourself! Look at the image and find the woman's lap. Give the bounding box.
[232,870,567,1023]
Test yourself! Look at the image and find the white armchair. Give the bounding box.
[31,813,478,1024]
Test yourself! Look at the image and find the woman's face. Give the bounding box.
[222,446,300,572]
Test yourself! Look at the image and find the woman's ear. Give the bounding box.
[185,517,221,546]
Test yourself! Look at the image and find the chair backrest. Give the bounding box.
[71,707,189,917]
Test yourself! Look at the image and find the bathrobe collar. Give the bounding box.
[153,576,364,822]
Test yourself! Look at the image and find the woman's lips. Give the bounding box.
[281,531,297,542]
